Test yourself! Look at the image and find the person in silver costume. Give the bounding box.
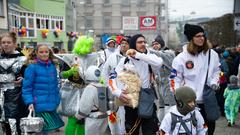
[0,32,28,135]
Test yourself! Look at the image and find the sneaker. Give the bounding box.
[227,122,231,127]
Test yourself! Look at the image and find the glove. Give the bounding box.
[210,84,219,91]
[61,67,78,79]
[99,76,105,85]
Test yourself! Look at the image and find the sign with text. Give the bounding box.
[140,16,157,30]
[234,17,240,31]
[122,17,138,30]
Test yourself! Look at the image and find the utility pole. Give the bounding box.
[72,0,77,32]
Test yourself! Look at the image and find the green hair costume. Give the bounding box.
[72,36,94,56]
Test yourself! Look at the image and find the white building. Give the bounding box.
[69,0,168,45]
[0,0,8,33]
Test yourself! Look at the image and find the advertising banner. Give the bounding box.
[122,16,138,30]
[140,16,157,30]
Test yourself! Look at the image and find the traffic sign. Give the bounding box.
[234,17,240,31]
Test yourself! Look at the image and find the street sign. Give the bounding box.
[234,17,240,31]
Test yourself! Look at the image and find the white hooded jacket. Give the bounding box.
[172,45,220,102]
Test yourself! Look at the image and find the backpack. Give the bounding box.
[91,84,115,112]
[170,111,197,134]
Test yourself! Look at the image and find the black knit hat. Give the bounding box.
[130,34,145,50]
[153,35,165,48]
[184,24,204,41]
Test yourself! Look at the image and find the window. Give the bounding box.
[14,16,19,27]
[46,19,49,29]
[27,17,35,37]
[41,19,46,29]
[137,0,145,6]
[60,21,63,30]
[56,21,59,29]
[37,18,40,28]
[28,30,35,37]
[0,0,4,16]
[85,16,93,28]
[122,0,130,6]
[51,20,55,29]
[85,0,92,4]
[104,0,110,4]
[103,16,111,28]
[28,18,34,28]
[20,17,26,27]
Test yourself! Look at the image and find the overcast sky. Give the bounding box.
[169,0,234,20]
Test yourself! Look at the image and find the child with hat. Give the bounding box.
[160,86,207,135]
[224,75,240,126]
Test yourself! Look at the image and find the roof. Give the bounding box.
[8,3,34,13]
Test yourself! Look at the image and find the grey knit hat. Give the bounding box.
[153,35,165,48]
[229,75,238,85]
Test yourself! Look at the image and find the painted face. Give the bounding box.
[152,41,161,50]
[36,45,50,61]
[1,36,16,54]
[120,40,130,53]
[136,37,147,53]
[192,32,205,46]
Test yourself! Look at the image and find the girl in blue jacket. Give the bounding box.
[22,43,64,133]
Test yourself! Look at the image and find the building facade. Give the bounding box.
[0,0,8,33]
[8,0,67,50]
[74,0,168,45]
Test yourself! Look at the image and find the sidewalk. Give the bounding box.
[215,114,240,135]
[1,115,239,135]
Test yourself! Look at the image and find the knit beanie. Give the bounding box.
[106,37,116,46]
[229,75,238,85]
[153,35,165,48]
[129,34,145,50]
[175,86,196,115]
[184,24,205,41]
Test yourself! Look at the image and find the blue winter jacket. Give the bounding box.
[22,59,60,113]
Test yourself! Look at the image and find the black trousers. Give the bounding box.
[216,83,227,116]
[198,104,216,135]
[124,105,159,135]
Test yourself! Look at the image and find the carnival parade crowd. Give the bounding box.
[0,23,240,135]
